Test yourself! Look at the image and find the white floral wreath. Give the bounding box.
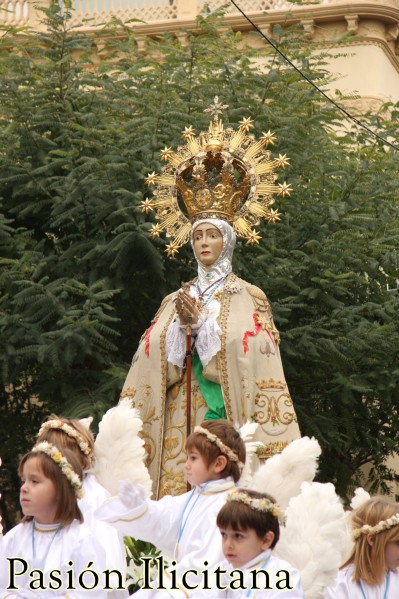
[226,490,284,522]
[353,513,399,540]
[32,441,84,499]
[38,420,92,457]
[193,426,244,468]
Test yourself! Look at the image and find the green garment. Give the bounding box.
[192,354,226,420]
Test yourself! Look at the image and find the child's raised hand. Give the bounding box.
[118,480,146,509]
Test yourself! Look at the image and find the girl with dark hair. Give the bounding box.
[37,415,127,597]
[0,444,108,598]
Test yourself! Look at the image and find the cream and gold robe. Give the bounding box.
[121,273,300,498]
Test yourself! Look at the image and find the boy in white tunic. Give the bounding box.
[324,496,399,599]
[95,420,246,596]
[190,488,304,598]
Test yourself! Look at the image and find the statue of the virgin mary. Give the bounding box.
[121,98,301,498]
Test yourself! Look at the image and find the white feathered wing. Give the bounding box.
[237,421,263,488]
[250,436,321,509]
[274,481,347,599]
[339,487,372,565]
[350,487,371,510]
[93,398,152,497]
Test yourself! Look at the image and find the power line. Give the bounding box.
[229,0,399,151]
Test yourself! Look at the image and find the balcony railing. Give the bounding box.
[2,0,399,31]
[0,0,335,29]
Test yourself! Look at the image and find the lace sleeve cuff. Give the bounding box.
[195,318,222,368]
[166,320,186,368]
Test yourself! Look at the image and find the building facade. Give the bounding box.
[3,0,399,107]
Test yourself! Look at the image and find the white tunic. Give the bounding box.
[0,519,107,598]
[191,549,305,599]
[324,564,399,598]
[80,473,111,519]
[95,477,237,597]
[80,474,127,597]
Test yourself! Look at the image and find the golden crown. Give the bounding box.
[141,97,292,256]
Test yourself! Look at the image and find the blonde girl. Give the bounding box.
[325,496,399,598]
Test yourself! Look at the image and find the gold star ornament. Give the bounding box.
[267,209,281,223]
[278,182,293,197]
[165,242,179,257]
[275,154,290,169]
[261,130,276,146]
[149,223,163,238]
[160,147,174,162]
[246,229,262,245]
[145,172,158,186]
[239,117,254,132]
[140,199,155,213]
[182,126,196,141]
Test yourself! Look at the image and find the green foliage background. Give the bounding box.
[1,6,399,528]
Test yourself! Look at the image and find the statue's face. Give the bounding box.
[192,223,223,267]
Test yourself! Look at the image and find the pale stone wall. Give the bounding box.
[324,43,399,104]
[74,0,399,106]
[3,1,399,92]
[385,455,399,502]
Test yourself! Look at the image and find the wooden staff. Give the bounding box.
[185,320,193,441]
[185,320,192,491]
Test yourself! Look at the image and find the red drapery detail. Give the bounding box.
[242,313,275,354]
[144,318,158,357]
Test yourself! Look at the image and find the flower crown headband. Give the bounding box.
[193,425,244,468]
[32,442,83,499]
[353,513,399,540]
[226,490,285,523]
[38,420,92,457]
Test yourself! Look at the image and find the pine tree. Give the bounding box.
[1,6,399,522]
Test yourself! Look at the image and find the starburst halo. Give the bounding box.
[142,97,292,254]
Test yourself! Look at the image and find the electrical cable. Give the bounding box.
[229,0,399,151]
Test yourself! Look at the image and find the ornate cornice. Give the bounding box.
[74,2,399,34]
[72,2,399,72]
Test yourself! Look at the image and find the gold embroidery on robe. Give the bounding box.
[121,273,300,498]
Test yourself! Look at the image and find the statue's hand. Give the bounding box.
[175,289,200,325]
[118,480,146,509]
